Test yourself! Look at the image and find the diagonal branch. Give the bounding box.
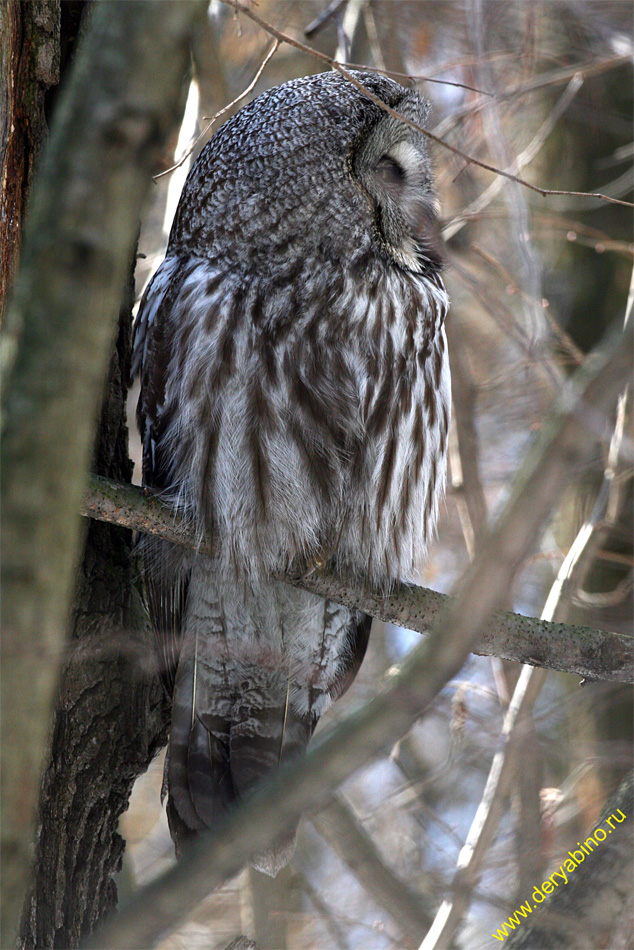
[505,771,633,949]
[80,474,633,685]
[84,316,632,950]
[442,73,584,241]
[311,792,433,947]
[154,38,280,181]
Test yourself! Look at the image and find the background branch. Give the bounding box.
[311,792,433,947]
[420,221,634,950]
[506,771,633,949]
[219,0,634,209]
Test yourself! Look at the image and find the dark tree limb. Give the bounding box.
[505,771,633,949]
[80,473,634,685]
[84,317,632,950]
[17,266,170,950]
[0,2,207,943]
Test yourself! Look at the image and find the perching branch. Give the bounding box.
[80,474,633,685]
[417,87,634,950]
[84,316,631,950]
[422,437,631,950]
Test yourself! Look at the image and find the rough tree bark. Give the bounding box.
[0,0,60,324]
[18,271,170,949]
[86,317,632,950]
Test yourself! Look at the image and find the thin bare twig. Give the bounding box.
[335,59,493,96]
[505,53,632,98]
[430,54,630,147]
[469,243,585,366]
[305,2,491,94]
[219,0,634,209]
[420,667,548,950]
[312,793,432,947]
[313,20,629,96]
[154,39,279,181]
[448,257,565,392]
[293,868,351,950]
[442,73,584,241]
[334,0,364,64]
[442,209,634,262]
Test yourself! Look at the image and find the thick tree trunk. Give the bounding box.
[1,2,206,943]
[1,1,61,934]
[0,0,60,323]
[18,270,170,950]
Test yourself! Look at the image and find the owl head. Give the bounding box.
[169,71,441,277]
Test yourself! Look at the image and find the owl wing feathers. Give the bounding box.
[133,261,195,692]
[328,612,373,703]
[133,260,374,870]
[141,538,189,693]
[164,559,371,872]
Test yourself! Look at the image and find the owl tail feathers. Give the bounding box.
[228,700,316,875]
[166,672,316,876]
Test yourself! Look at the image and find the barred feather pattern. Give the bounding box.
[133,71,450,873]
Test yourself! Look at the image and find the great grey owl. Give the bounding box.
[132,71,450,873]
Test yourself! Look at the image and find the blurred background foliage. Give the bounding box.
[117,3,632,948]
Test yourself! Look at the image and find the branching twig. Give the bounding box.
[430,54,631,145]
[420,667,548,950]
[442,74,584,241]
[154,39,279,180]
[333,59,493,96]
[83,316,631,949]
[468,243,585,366]
[219,0,634,210]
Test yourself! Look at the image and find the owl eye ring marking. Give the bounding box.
[374,155,405,186]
